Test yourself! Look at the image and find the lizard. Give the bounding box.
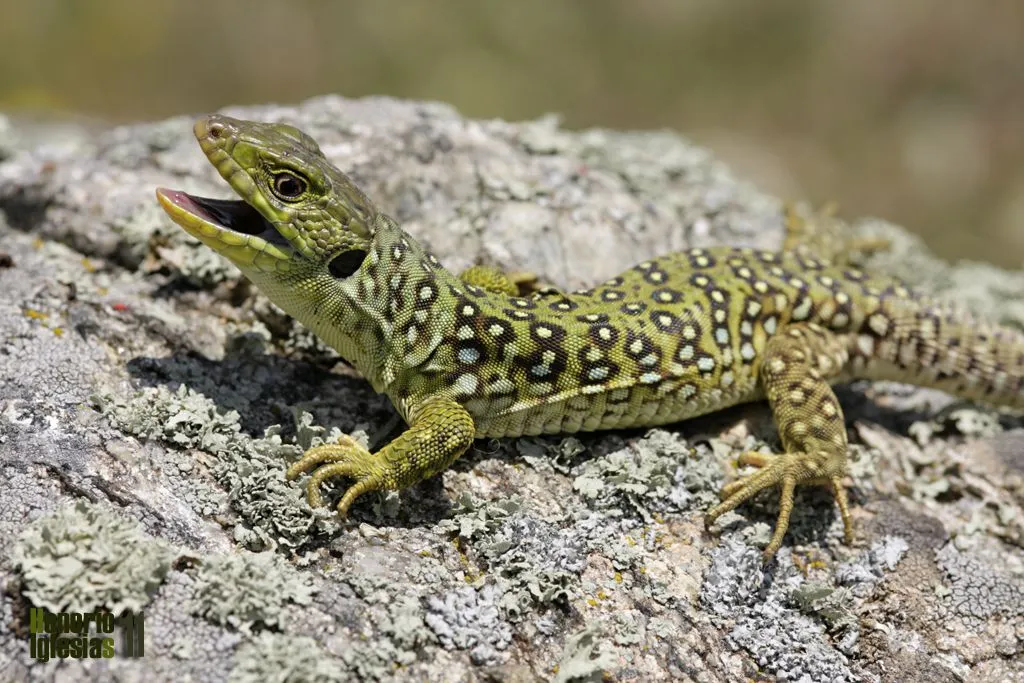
[155,115,1024,559]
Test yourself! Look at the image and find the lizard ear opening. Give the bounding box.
[327,249,368,279]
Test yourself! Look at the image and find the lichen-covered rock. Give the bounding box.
[13,502,175,614]
[0,95,1021,682]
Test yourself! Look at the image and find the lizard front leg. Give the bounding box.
[287,395,475,514]
[705,324,854,559]
[458,264,567,298]
[458,264,538,296]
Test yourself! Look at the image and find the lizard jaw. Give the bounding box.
[155,187,294,271]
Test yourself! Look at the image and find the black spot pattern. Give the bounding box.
[642,268,669,285]
[577,345,621,385]
[510,297,537,309]
[505,309,536,321]
[650,287,683,304]
[549,298,579,312]
[588,323,620,349]
[482,316,516,359]
[649,309,683,333]
[620,302,647,316]
[529,321,568,345]
[687,249,717,269]
[624,331,662,369]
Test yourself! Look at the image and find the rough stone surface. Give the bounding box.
[1,95,1022,682]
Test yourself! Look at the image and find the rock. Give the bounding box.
[1,95,1021,682]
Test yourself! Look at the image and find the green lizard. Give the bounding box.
[156,115,1024,559]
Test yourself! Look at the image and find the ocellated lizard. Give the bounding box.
[156,115,1024,559]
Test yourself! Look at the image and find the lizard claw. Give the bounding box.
[286,435,387,515]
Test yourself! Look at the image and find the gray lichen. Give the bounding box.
[439,494,587,619]
[573,429,722,519]
[13,501,175,613]
[228,632,346,683]
[92,385,340,551]
[551,621,617,683]
[909,406,1004,446]
[191,550,318,632]
[701,539,861,682]
[835,536,910,598]
[424,584,512,665]
[936,543,1024,620]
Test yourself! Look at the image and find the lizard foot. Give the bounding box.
[286,434,389,515]
[287,397,475,517]
[705,450,852,559]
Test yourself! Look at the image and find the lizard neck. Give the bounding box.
[237,214,465,396]
[316,215,470,397]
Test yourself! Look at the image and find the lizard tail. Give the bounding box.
[860,300,1024,410]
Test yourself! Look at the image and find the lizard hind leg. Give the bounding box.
[705,324,855,559]
[782,202,891,266]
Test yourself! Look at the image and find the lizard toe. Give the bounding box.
[705,449,849,559]
[287,438,385,511]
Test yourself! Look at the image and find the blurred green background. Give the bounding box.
[2,0,1022,266]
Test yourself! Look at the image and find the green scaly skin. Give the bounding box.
[157,115,1024,559]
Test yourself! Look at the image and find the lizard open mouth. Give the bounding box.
[165,191,269,236]
[155,187,292,264]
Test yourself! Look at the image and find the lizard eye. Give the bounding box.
[272,172,307,200]
[328,249,367,279]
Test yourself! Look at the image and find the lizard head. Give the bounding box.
[156,114,379,281]
[156,115,407,383]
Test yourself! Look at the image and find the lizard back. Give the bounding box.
[369,235,1024,438]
